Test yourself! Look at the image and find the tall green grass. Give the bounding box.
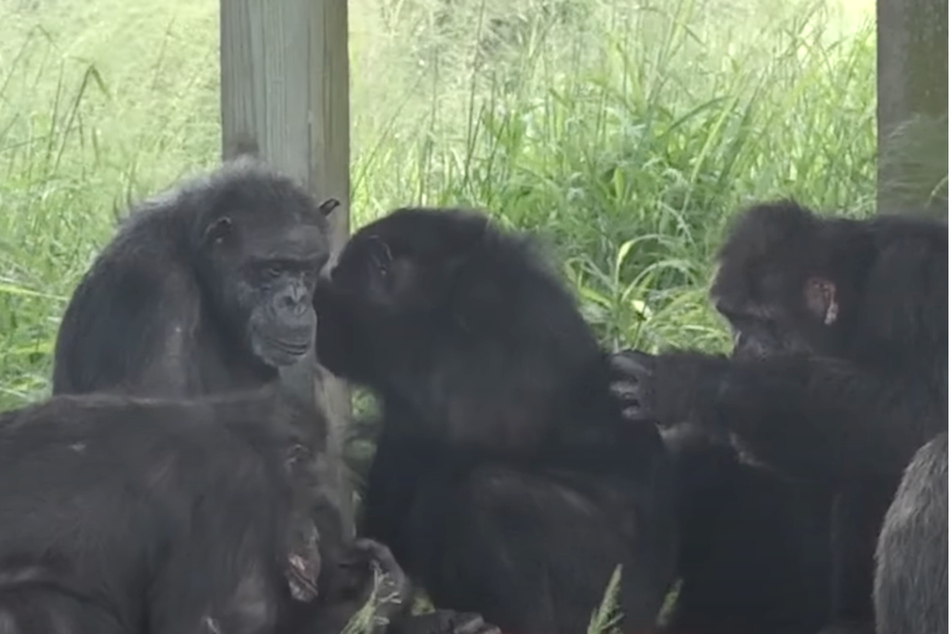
[0,0,876,409]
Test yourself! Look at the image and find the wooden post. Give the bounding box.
[220,0,354,536]
[876,0,949,215]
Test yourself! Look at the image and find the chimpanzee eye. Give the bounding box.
[264,264,283,279]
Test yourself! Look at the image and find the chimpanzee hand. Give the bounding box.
[389,610,502,634]
[610,349,735,429]
[287,538,417,634]
[609,349,657,423]
[334,538,413,607]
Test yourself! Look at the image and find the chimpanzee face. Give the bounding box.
[197,175,332,369]
[710,201,847,362]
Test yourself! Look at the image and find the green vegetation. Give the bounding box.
[0,0,876,409]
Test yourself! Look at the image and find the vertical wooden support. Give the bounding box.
[876,0,949,214]
[220,0,354,536]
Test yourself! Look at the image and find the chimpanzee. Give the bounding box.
[873,431,948,634]
[610,200,948,634]
[0,389,387,633]
[52,157,334,399]
[313,207,679,634]
[48,158,349,604]
[0,389,499,634]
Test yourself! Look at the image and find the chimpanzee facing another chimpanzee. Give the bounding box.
[874,431,948,634]
[49,158,343,607]
[314,207,679,634]
[45,162,496,634]
[52,157,333,399]
[611,200,947,634]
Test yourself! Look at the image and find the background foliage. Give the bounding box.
[0,0,876,409]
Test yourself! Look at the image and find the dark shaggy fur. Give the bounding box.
[874,432,948,634]
[611,200,948,634]
[315,207,678,634]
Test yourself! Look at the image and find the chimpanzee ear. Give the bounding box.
[804,276,838,325]
[318,198,341,217]
[203,217,233,246]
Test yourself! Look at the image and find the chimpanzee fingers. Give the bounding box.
[611,378,657,423]
[351,538,413,606]
[351,538,401,576]
[609,353,658,422]
[389,610,501,634]
[609,377,641,403]
[609,349,657,379]
[446,612,502,634]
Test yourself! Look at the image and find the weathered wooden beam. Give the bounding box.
[220,0,354,536]
[876,0,949,215]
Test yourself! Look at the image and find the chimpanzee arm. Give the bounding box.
[716,354,945,482]
[613,349,944,482]
[52,260,202,397]
[610,349,732,427]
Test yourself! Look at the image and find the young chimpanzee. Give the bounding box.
[0,389,403,634]
[611,200,948,634]
[874,431,948,634]
[314,207,678,634]
[0,389,498,634]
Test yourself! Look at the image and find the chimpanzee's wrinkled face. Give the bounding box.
[197,176,331,369]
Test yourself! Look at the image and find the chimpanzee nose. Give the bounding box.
[280,285,308,311]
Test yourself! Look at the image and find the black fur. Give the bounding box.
[52,157,332,398]
[0,391,317,632]
[655,421,833,634]
[314,207,678,634]
[49,159,349,609]
[41,165,487,634]
[611,200,948,634]
[874,432,948,634]
[0,389,460,634]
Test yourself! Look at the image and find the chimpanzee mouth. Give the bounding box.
[270,338,310,356]
[257,331,311,358]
